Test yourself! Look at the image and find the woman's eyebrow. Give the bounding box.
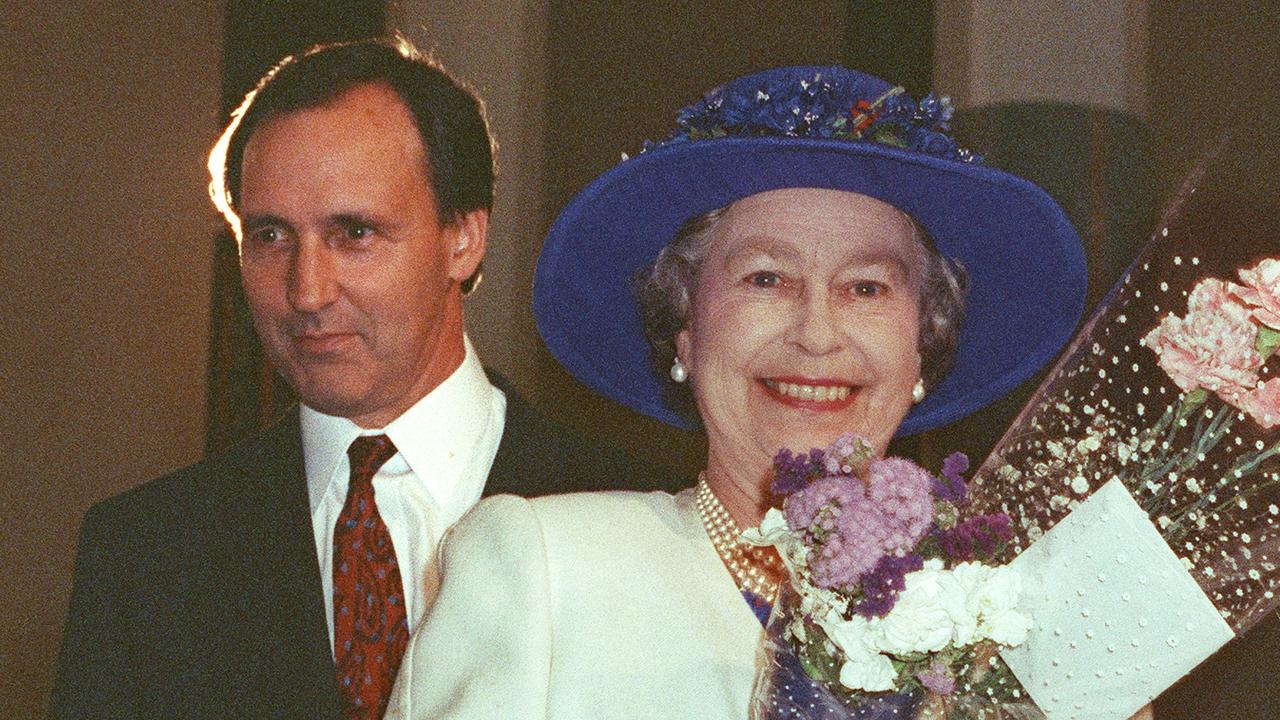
[838,252,912,274]
[720,236,802,265]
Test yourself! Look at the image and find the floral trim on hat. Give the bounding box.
[641,69,981,165]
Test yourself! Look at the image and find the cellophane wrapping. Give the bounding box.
[966,147,1280,635]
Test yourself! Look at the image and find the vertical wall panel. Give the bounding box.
[0,3,223,714]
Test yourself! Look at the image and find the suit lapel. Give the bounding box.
[484,371,548,497]
[220,409,343,718]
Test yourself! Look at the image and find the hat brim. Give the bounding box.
[534,136,1085,435]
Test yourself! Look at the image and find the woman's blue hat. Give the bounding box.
[533,66,1086,435]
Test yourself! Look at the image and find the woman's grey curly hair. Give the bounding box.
[634,204,968,418]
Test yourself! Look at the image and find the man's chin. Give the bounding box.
[288,376,376,419]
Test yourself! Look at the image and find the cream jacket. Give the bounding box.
[386,489,763,719]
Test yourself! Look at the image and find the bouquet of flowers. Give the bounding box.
[744,433,1042,719]
[962,158,1279,717]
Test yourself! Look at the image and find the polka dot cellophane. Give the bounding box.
[968,173,1280,636]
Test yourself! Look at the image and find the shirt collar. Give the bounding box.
[300,335,498,515]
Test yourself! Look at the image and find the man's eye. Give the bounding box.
[249,227,285,245]
[747,271,783,288]
[343,223,375,242]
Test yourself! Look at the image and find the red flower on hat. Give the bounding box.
[851,99,879,134]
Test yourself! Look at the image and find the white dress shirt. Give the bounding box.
[300,337,507,649]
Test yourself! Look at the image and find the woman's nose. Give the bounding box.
[788,290,844,355]
[287,239,340,313]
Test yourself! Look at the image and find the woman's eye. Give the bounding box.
[747,271,783,288]
[851,281,885,297]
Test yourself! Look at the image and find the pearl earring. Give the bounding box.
[912,379,926,404]
[669,358,688,383]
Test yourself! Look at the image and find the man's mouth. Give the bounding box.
[760,378,858,408]
[293,332,357,354]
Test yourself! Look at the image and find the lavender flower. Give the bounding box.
[865,457,936,550]
[823,432,874,476]
[916,662,957,695]
[786,456,936,590]
[853,553,924,618]
[783,475,857,533]
[937,514,1014,562]
[813,498,895,588]
[931,451,970,505]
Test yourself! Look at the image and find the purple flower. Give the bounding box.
[783,475,857,532]
[771,447,826,497]
[916,662,957,695]
[649,69,982,165]
[937,514,1014,562]
[853,553,923,618]
[931,451,970,505]
[812,497,894,588]
[823,432,874,476]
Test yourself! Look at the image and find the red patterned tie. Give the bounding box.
[333,435,408,720]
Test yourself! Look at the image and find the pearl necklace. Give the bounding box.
[695,475,781,601]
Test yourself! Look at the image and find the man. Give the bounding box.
[52,37,678,720]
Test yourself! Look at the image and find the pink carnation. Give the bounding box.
[1143,278,1262,396]
[1235,377,1280,429]
[1232,258,1280,330]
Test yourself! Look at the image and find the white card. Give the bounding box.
[999,478,1234,719]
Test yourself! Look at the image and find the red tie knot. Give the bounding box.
[347,435,398,486]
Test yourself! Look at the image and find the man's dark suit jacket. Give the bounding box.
[52,377,683,719]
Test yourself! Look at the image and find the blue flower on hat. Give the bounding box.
[652,68,980,165]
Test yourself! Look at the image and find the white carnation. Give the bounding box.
[741,508,795,551]
[822,612,898,692]
[874,559,964,655]
[954,562,1030,647]
[838,652,898,692]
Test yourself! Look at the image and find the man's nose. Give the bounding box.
[287,239,339,313]
[788,289,844,355]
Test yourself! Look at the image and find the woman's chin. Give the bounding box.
[754,411,901,459]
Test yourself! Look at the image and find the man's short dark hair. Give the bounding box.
[209,35,495,234]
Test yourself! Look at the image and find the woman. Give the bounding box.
[387,66,1086,718]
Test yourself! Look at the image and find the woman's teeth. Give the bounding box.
[766,381,851,402]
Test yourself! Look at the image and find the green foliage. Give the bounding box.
[1258,325,1280,358]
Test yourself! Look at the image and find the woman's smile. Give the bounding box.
[759,377,857,409]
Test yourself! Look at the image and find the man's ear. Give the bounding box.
[445,209,489,283]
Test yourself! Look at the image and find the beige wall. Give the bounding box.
[395,0,551,388]
[936,0,1149,115]
[0,2,223,714]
